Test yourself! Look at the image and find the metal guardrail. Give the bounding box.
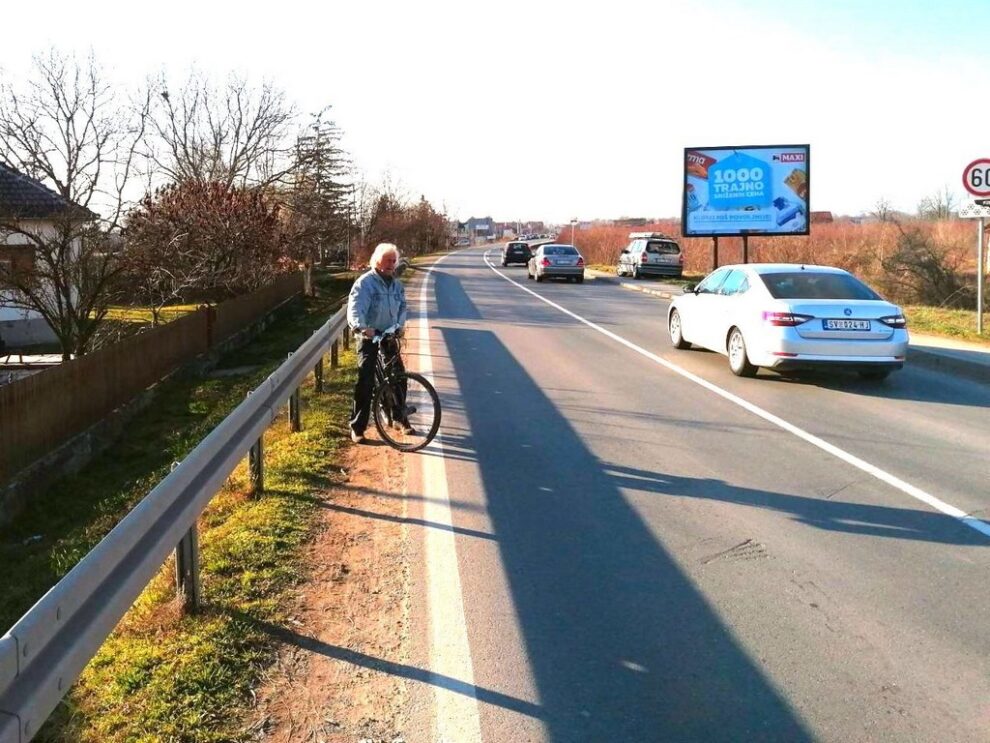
[0,306,349,743]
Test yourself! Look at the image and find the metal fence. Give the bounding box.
[0,307,350,743]
[0,274,303,485]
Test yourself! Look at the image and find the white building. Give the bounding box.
[0,163,88,348]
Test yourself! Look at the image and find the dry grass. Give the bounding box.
[573,219,976,280]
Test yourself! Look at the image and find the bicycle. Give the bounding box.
[369,324,441,452]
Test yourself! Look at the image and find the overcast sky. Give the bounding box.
[2,0,988,225]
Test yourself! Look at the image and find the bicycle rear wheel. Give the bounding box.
[372,371,441,452]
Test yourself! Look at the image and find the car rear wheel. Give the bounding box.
[535,272,544,283]
[669,310,690,349]
[727,328,757,377]
[576,275,584,284]
[633,266,643,280]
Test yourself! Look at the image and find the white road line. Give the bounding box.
[418,253,484,743]
[482,253,990,540]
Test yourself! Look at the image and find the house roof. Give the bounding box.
[0,162,93,220]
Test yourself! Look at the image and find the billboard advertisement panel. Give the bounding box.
[682,144,810,237]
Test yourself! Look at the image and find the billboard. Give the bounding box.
[682,144,810,237]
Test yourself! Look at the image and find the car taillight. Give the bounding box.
[577,257,585,267]
[640,253,648,263]
[541,258,551,267]
[762,311,813,327]
[677,254,683,264]
[879,314,907,328]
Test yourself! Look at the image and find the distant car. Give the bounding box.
[527,244,585,283]
[617,232,683,279]
[455,237,471,246]
[667,264,909,379]
[502,241,532,266]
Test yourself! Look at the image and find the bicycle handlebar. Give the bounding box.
[371,324,402,344]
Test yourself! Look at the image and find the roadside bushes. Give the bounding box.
[878,224,971,308]
[123,181,293,320]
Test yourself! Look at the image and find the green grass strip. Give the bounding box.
[905,305,989,344]
[1,271,358,741]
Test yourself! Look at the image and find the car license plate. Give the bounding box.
[823,319,870,330]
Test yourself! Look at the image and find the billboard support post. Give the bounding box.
[712,236,719,270]
[742,235,749,264]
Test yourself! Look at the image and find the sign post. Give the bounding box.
[960,161,990,333]
[959,157,990,335]
[980,218,984,334]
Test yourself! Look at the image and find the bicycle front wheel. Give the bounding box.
[372,371,441,452]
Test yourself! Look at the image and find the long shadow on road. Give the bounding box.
[605,464,989,547]
[440,326,814,742]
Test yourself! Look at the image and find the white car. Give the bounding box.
[667,264,909,380]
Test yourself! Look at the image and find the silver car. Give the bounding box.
[527,244,586,283]
[617,232,683,279]
[667,264,909,380]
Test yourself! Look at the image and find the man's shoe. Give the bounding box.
[350,428,365,444]
[400,422,418,436]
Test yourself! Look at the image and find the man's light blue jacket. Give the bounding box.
[347,269,408,333]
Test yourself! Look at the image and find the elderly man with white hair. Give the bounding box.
[346,243,409,443]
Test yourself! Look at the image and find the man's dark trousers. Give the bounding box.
[349,338,405,435]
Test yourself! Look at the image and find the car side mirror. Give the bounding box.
[683,283,697,294]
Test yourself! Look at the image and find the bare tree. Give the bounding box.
[871,197,894,223]
[917,185,959,221]
[146,71,298,188]
[0,49,150,358]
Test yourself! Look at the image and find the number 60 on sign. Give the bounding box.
[962,159,990,197]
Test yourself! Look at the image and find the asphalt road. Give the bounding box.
[403,247,990,742]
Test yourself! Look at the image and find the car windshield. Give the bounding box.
[759,271,881,300]
[544,246,578,256]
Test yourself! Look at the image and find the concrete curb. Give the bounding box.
[905,347,990,385]
[585,270,685,299]
[619,283,679,301]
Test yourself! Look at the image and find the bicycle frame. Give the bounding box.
[373,335,405,425]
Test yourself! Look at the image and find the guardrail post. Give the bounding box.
[250,437,264,495]
[288,353,302,432]
[289,388,301,432]
[175,525,201,613]
[331,340,339,369]
[247,391,264,495]
[313,331,324,393]
[343,326,350,349]
[169,461,201,613]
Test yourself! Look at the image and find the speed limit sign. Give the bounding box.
[962,159,990,197]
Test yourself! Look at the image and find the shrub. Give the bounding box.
[879,224,971,307]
